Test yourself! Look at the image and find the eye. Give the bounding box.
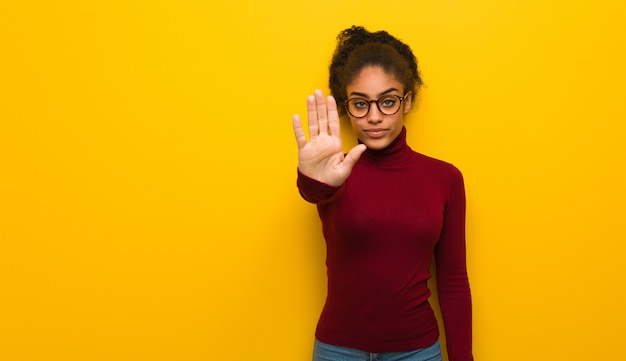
[379,96,398,108]
[351,99,369,109]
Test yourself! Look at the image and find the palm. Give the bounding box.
[292,90,366,187]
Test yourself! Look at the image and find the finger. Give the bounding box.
[327,95,340,138]
[292,114,307,149]
[306,94,319,139]
[314,89,328,135]
[343,144,367,171]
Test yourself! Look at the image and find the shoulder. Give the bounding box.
[412,151,464,181]
[411,153,466,206]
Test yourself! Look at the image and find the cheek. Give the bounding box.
[349,117,361,130]
[391,113,405,125]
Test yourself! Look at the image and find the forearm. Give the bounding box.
[437,270,473,361]
[296,169,343,204]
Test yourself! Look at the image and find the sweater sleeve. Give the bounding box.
[296,169,343,204]
[434,166,473,361]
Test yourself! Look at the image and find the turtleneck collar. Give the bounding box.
[359,126,414,166]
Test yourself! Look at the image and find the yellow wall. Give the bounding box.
[1,1,625,360]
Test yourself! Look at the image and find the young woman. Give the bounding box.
[292,26,473,361]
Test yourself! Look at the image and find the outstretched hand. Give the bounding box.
[292,89,366,187]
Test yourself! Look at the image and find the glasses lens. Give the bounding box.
[377,95,401,115]
[347,99,369,118]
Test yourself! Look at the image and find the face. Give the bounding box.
[345,66,412,150]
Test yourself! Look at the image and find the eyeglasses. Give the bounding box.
[344,93,408,118]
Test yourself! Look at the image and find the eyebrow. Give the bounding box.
[349,87,400,98]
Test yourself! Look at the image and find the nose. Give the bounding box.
[366,102,383,124]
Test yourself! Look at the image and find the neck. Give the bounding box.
[360,127,413,165]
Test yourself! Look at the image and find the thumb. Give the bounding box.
[342,144,367,171]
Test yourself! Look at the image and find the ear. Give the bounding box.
[403,91,413,114]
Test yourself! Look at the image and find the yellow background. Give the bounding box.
[1,1,625,360]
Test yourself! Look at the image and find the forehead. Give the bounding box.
[346,66,403,96]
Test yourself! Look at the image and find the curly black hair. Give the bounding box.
[329,26,423,116]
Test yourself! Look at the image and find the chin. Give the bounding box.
[362,139,391,150]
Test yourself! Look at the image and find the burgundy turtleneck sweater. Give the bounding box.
[297,127,473,360]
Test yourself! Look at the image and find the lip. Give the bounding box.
[363,128,388,138]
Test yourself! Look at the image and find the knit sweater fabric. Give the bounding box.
[297,127,473,360]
